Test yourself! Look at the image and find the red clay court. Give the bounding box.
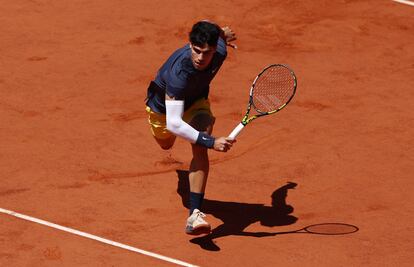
[1,0,413,266]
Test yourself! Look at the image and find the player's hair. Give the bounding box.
[189,21,221,47]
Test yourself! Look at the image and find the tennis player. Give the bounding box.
[145,20,236,235]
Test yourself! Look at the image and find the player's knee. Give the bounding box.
[160,143,174,150]
[155,136,175,150]
[190,114,214,133]
[191,144,209,158]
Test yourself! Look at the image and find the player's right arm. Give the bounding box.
[165,94,234,152]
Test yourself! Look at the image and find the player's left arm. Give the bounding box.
[220,26,236,45]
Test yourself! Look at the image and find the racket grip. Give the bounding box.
[228,123,245,140]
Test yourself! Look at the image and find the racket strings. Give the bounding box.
[252,66,295,113]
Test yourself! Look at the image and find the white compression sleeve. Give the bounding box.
[165,100,199,143]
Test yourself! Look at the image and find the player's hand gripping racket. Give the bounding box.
[228,64,297,139]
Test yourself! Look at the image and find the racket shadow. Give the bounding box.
[176,170,298,251]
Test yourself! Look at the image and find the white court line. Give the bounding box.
[0,207,198,267]
[392,0,414,6]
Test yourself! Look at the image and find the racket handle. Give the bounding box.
[228,123,245,140]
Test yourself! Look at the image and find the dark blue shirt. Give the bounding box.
[146,38,227,114]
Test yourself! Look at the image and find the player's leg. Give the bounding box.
[189,112,214,205]
[186,113,214,235]
[189,113,214,188]
[145,106,176,150]
[184,99,215,235]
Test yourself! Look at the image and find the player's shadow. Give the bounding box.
[176,170,298,251]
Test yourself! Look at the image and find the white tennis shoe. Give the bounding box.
[185,209,211,235]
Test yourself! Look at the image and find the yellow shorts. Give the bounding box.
[146,98,214,140]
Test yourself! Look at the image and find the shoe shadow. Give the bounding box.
[176,170,298,251]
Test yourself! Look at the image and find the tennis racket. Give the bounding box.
[228,64,297,139]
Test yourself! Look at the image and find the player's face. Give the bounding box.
[190,43,216,70]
